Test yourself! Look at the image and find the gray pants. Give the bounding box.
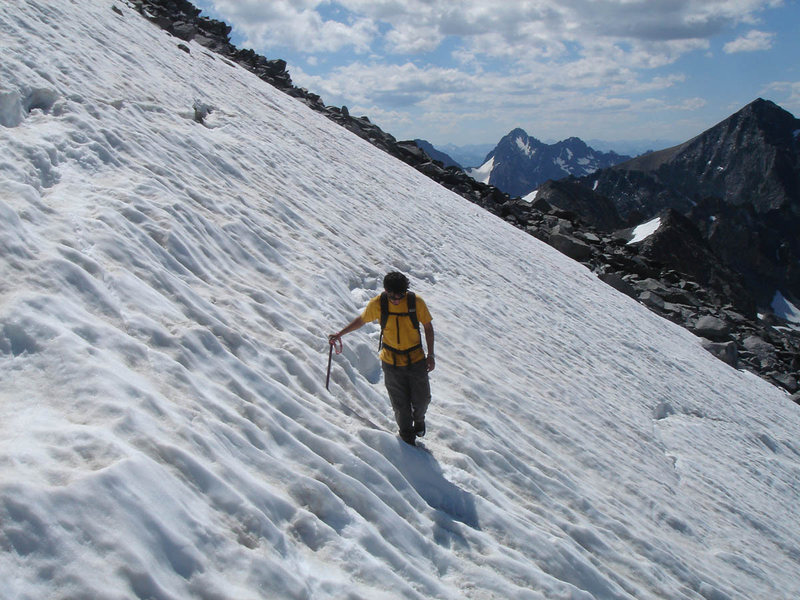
[382,359,431,439]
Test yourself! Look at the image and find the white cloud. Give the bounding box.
[201,1,378,54]
[384,25,443,54]
[762,81,800,113]
[640,97,708,111]
[292,56,681,138]
[293,61,478,107]
[204,0,781,60]
[723,29,775,53]
[199,0,788,143]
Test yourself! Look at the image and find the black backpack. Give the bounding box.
[378,292,421,356]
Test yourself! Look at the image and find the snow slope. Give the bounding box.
[2,1,799,599]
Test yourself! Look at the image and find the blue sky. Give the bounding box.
[191,0,800,149]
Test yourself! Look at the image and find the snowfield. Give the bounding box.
[1,1,799,599]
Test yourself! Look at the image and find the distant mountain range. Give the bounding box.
[430,138,675,171]
[423,130,631,198]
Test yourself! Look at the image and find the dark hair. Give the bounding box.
[383,271,409,294]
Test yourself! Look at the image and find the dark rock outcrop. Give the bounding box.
[535,178,624,232]
[631,209,756,316]
[579,99,800,308]
[613,99,800,215]
[689,197,800,308]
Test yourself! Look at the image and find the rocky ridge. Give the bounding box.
[584,99,800,308]
[127,0,799,400]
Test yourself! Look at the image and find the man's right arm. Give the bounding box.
[329,316,365,345]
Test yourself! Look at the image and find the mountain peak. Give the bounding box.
[471,130,630,197]
[616,98,799,180]
[734,97,800,143]
[506,127,531,139]
[745,97,783,114]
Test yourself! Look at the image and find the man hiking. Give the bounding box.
[329,272,435,446]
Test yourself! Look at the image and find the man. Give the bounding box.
[329,272,435,446]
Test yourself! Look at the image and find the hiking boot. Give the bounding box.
[400,433,416,446]
[414,420,425,438]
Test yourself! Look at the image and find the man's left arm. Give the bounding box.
[423,321,435,372]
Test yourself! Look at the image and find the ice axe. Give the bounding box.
[326,336,342,390]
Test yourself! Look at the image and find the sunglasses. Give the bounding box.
[386,291,406,301]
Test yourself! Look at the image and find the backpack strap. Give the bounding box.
[407,292,419,330]
[380,292,390,333]
[378,292,388,351]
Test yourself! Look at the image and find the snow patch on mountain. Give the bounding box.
[772,291,800,323]
[516,135,535,157]
[523,188,539,203]
[628,216,662,244]
[466,155,494,184]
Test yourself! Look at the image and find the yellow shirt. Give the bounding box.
[362,294,432,366]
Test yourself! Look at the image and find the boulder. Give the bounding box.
[743,335,778,369]
[701,340,738,367]
[530,196,553,213]
[598,272,637,298]
[547,233,593,261]
[692,316,731,341]
[171,21,197,40]
[396,141,427,162]
[640,291,666,310]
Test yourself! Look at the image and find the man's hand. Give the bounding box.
[423,321,435,372]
